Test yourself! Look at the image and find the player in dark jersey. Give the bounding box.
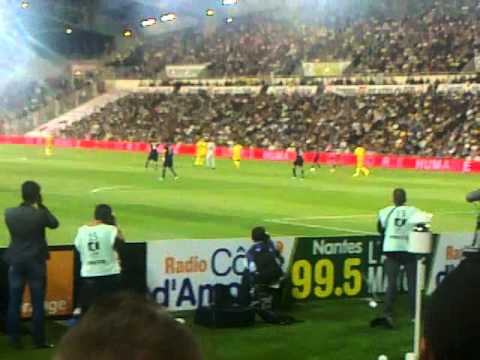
[145,143,159,170]
[292,147,305,179]
[160,143,179,181]
[325,143,338,173]
[310,146,321,172]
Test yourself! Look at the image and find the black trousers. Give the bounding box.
[80,274,121,313]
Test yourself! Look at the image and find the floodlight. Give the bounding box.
[222,0,238,5]
[141,17,157,28]
[123,28,133,38]
[160,13,177,23]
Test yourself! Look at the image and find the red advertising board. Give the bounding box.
[1,136,479,173]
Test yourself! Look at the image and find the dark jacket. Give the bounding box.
[245,240,284,285]
[3,205,59,265]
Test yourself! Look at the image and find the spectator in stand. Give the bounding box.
[54,292,202,360]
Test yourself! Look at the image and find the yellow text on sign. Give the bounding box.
[291,258,362,299]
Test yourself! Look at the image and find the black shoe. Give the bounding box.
[370,316,394,329]
[34,343,55,350]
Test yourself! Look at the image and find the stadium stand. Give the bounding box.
[108,17,303,78]
[58,91,480,160]
[0,73,102,135]
[107,2,480,78]
[27,91,128,137]
[1,0,479,161]
[344,5,478,74]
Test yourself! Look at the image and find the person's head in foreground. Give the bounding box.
[55,292,202,360]
[421,255,480,360]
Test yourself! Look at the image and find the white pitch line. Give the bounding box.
[90,185,134,194]
[0,156,29,162]
[267,210,474,223]
[278,214,376,221]
[265,210,475,235]
[267,219,376,235]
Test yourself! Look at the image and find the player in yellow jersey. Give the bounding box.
[353,146,370,177]
[232,143,243,169]
[194,138,207,166]
[45,134,54,157]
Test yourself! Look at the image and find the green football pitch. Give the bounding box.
[0,144,479,360]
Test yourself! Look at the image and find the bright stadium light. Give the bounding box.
[122,28,133,38]
[225,17,234,24]
[140,17,157,28]
[20,0,30,9]
[222,0,238,5]
[206,9,215,17]
[160,13,177,23]
[65,25,73,35]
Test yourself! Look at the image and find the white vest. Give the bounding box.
[378,205,419,252]
[74,224,120,277]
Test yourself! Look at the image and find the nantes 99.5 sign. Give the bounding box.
[289,237,369,300]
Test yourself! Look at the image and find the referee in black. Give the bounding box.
[160,143,178,181]
[292,147,305,179]
[145,143,159,170]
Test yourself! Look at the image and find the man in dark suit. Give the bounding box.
[3,181,59,349]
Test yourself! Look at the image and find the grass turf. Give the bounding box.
[0,144,479,360]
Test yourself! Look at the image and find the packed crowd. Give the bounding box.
[59,91,480,160]
[109,18,302,78]
[347,7,478,74]
[109,2,479,78]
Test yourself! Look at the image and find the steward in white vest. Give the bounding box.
[74,204,124,313]
[374,188,419,329]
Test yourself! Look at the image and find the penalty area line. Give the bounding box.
[268,210,474,223]
[278,214,376,221]
[90,186,134,194]
[265,219,375,235]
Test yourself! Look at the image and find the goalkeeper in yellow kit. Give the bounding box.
[232,143,243,169]
[353,146,370,177]
[194,138,207,166]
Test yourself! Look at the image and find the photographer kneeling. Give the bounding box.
[74,204,124,314]
[243,227,294,324]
